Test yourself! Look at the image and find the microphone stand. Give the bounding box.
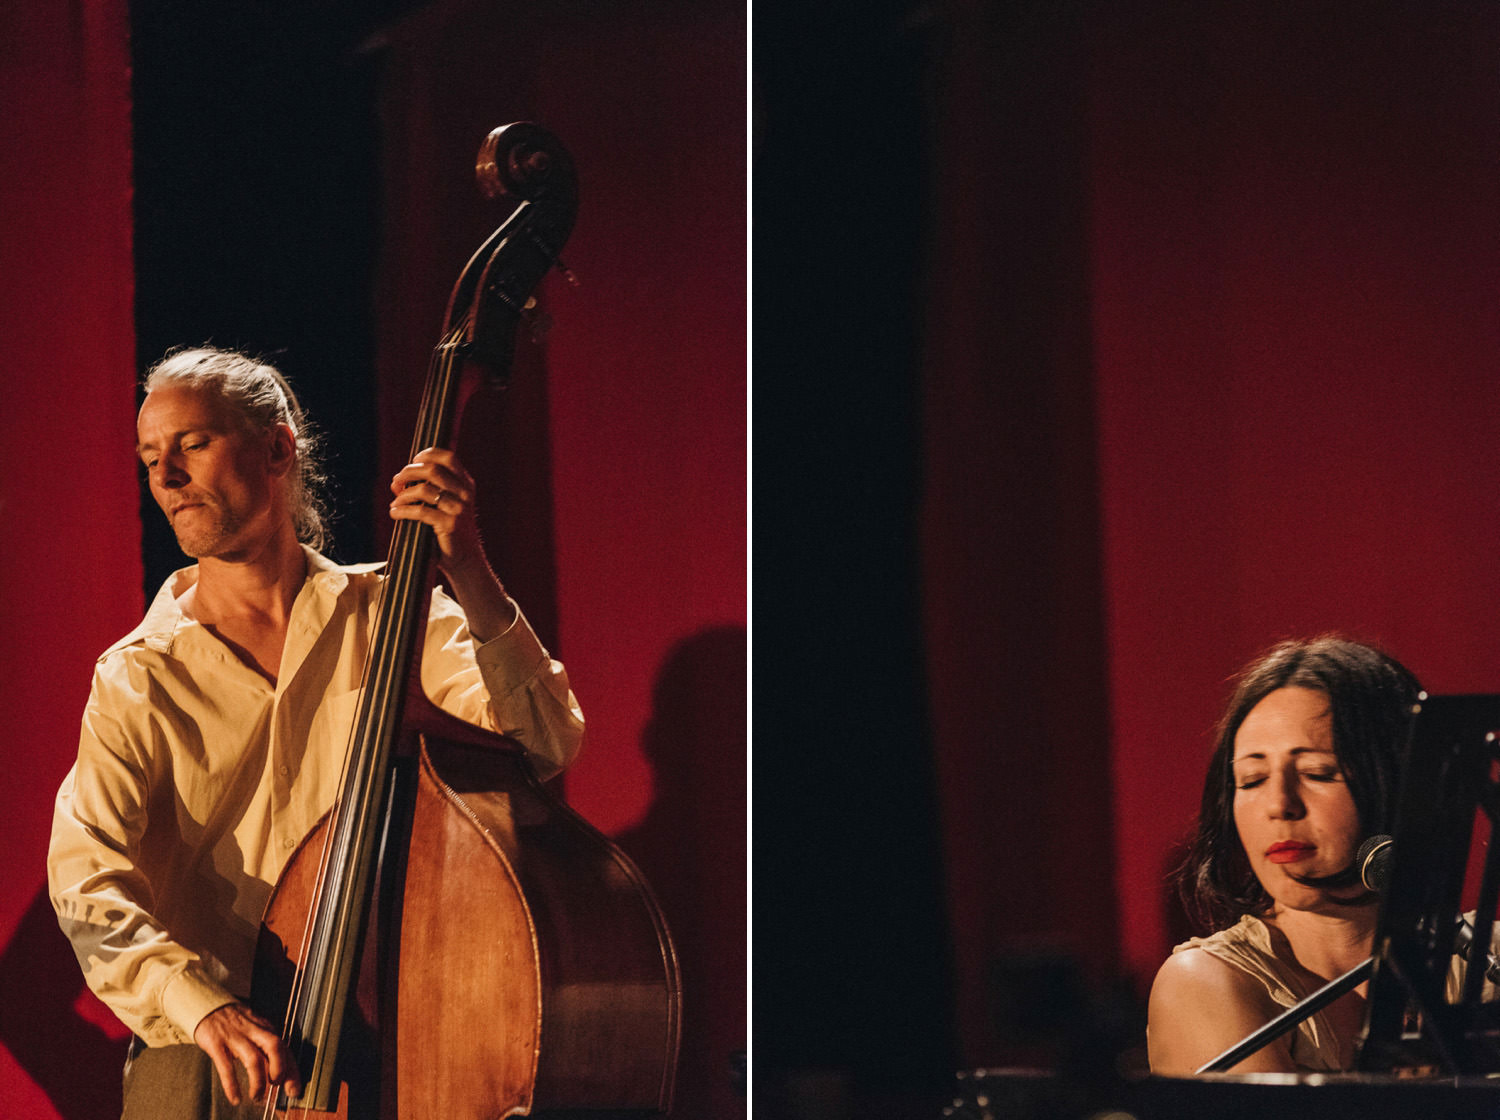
[1196,958,1373,1073]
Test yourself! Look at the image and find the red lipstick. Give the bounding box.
[1266,841,1315,864]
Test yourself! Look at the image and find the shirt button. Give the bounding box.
[283,837,296,849]
[278,765,290,777]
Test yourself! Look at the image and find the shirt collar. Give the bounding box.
[105,545,382,660]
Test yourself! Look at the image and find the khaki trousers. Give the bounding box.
[121,1040,264,1120]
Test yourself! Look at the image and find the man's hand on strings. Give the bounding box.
[389,447,517,642]
[389,447,487,576]
[194,1001,302,1105]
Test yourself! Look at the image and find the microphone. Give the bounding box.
[1357,834,1394,892]
[1356,833,1500,986]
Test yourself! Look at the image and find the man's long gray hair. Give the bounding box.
[144,346,332,551]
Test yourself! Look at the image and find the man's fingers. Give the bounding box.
[241,1013,302,1100]
[389,450,475,504]
[204,1042,243,1106]
[392,478,465,509]
[194,1002,298,1105]
[264,1038,303,1098]
[230,1035,271,1102]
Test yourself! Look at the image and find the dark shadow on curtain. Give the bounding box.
[0,885,130,1120]
[614,626,747,1120]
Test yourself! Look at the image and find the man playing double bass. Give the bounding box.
[47,346,585,1116]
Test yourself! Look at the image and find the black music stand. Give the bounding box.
[1356,693,1500,1075]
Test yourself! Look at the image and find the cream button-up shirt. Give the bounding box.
[48,547,584,1046]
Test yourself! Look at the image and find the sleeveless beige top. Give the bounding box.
[1173,915,1344,1071]
[1174,913,1496,1072]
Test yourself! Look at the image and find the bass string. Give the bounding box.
[274,322,469,1102]
[275,396,426,1053]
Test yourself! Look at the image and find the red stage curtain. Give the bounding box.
[0,2,139,1118]
[920,1,1117,1065]
[922,0,1500,1068]
[1090,0,1500,990]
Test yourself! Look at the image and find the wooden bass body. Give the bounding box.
[254,700,682,1118]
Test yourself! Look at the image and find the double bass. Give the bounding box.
[251,123,682,1117]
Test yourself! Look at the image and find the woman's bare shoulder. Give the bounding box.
[1154,943,1263,992]
[1147,946,1291,1075]
[1150,945,1272,1022]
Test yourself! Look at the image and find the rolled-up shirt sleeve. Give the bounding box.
[48,680,238,1046]
[419,587,585,779]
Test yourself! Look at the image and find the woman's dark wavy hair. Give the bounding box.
[1177,636,1422,933]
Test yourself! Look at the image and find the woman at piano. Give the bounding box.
[1146,637,1419,1074]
